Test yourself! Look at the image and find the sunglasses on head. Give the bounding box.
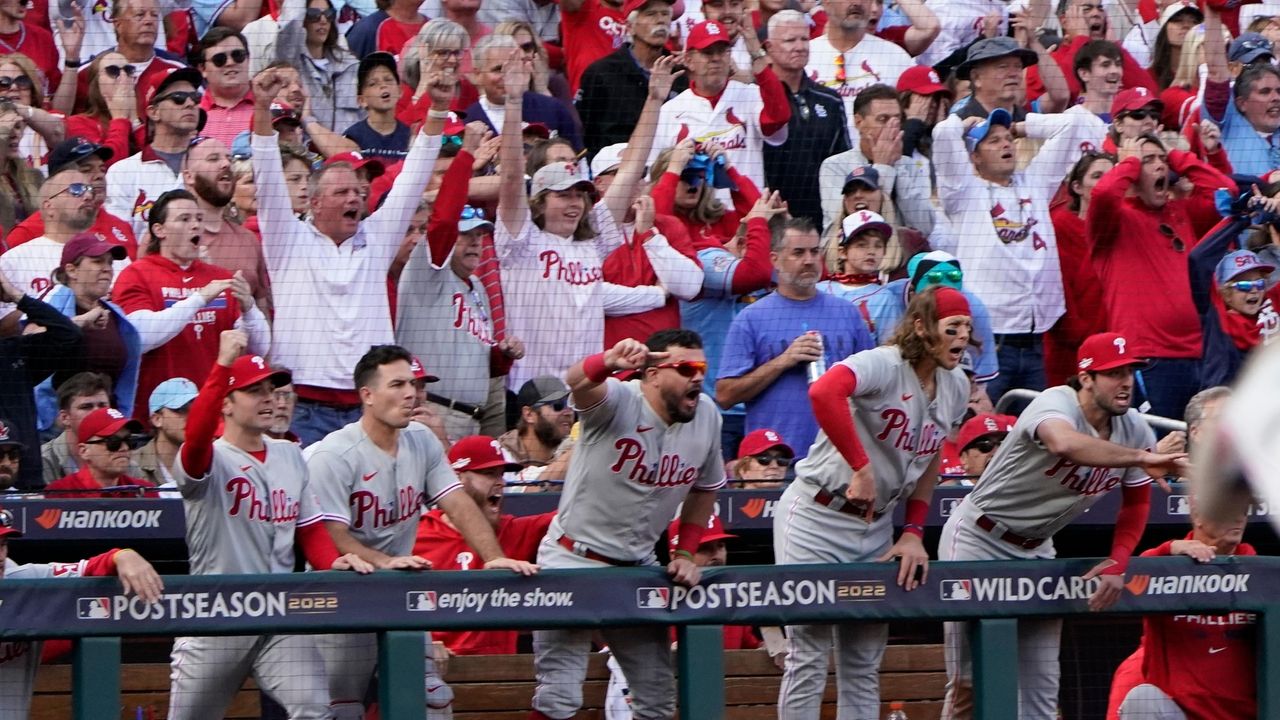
[305,7,336,20]
[1227,278,1267,292]
[102,64,137,79]
[750,453,791,467]
[923,268,963,284]
[460,206,486,220]
[50,182,95,200]
[1120,109,1157,122]
[0,75,33,91]
[155,90,202,106]
[534,398,569,412]
[653,360,708,378]
[0,447,20,461]
[443,134,463,147]
[206,49,248,67]
[85,435,144,452]
[967,437,1002,454]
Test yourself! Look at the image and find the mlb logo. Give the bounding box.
[940,580,972,601]
[939,498,961,517]
[77,597,112,619]
[1167,495,1190,516]
[406,591,438,612]
[636,587,670,609]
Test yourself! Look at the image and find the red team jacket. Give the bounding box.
[1106,535,1257,720]
[414,509,556,655]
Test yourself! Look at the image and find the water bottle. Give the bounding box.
[804,330,827,384]
[886,701,909,719]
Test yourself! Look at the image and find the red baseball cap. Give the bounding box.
[59,231,126,268]
[622,0,674,18]
[667,515,736,554]
[1110,87,1162,117]
[409,356,440,383]
[78,407,144,441]
[448,435,522,473]
[324,151,385,179]
[955,413,1016,452]
[737,429,794,459]
[686,20,732,51]
[1077,332,1148,372]
[366,160,403,212]
[0,506,21,539]
[896,65,949,96]
[227,355,292,392]
[140,66,203,108]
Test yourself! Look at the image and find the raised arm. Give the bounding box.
[601,56,684,225]
[179,330,242,478]
[566,338,664,412]
[896,0,941,56]
[498,50,533,236]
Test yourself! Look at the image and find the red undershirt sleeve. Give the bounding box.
[808,364,870,470]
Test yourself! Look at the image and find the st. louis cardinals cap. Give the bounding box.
[955,413,1016,453]
[227,355,292,392]
[409,356,440,384]
[141,66,203,108]
[737,429,794,459]
[0,506,21,538]
[841,165,881,194]
[78,408,144,441]
[667,515,735,554]
[1077,332,1148,372]
[0,418,24,450]
[622,0,674,17]
[686,20,732,51]
[47,137,113,177]
[841,210,892,245]
[896,65,949,96]
[448,435,523,473]
[1215,250,1276,285]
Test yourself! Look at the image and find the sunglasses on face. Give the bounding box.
[102,64,137,79]
[534,398,569,412]
[1227,278,1267,292]
[968,438,1002,454]
[1120,109,1157,122]
[923,268,963,284]
[155,90,202,106]
[50,182,95,200]
[85,434,144,452]
[305,7,336,21]
[0,75,33,91]
[750,453,791,467]
[653,360,708,378]
[0,447,19,462]
[206,49,248,67]
[519,41,539,53]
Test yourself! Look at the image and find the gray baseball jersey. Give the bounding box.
[966,384,1156,538]
[546,378,725,563]
[395,244,496,406]
[174,437,325,575]
[305,421,462,556]
[793,346,969,511]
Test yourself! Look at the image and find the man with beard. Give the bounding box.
[716,218,875,459]
[182,136,271,312]
[529,329,724,720]
[939,331,1187,720]
[305,345,536,720]
[1087,135,1231,419]
[576,0,686,158]
[0,419,24,490]
[414,434,553,654]
[1025,0,1157,103]
[498,376,576,489]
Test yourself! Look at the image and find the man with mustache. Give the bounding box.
[182,135,271,312]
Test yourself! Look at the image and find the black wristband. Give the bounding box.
[64,59,82,68]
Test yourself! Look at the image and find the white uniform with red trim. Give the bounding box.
[304,421,462,719]
[103,148,185,241]
[651,79,788,194]
[533,378,724,720]
[167,437,335,720]
[805,34,913,124]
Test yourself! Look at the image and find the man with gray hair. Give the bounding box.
[1154,386,1233,464]
[465,34,581,149]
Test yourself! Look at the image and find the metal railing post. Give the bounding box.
[378,630,426,720]
[678,625,724,719]
[972,618,1018,720]
[72,636,120,720]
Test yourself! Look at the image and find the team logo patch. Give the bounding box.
[636,587,670,609]
[407,591,438,611]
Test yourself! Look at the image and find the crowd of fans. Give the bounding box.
[0,0,1273,713]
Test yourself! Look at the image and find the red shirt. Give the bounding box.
[1086,151,1229,359]
[937,439,965,480]
[73,54,186,116]
[561,0,626,94]
[414,509,555,655]
[4,207,137,258]
[377,17,425,56]
[601,216,699,348]
[1045,204,1106,385]
[1025,35,1157,102]
[112,255,240,421]
[46,466,157,498]
[198,92,255,148]
[64,115,134,171]
[0,23,59,92]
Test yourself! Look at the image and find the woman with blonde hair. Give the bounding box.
[492,20,573,105]
[0,108,42,232]
[0,53,66,171]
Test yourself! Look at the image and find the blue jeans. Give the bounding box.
[292,400,362,448]
[984,337,1047,409]
[1135,359,1202,423]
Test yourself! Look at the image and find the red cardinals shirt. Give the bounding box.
[561,0,626,93]
[4,207,137,258]
[45,467,157,498]
[113,255,240,421]
[414,509,555,655]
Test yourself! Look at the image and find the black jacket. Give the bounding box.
[1,295,83,489]
[575,44,688,159]
[764,77,851,230]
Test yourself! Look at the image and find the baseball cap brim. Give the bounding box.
[463,456,524,472]
[536,178,597,197]
[229,367,293,392]
[458,218,495,234]
[842,177,880,194]
[956,47,1038,80]
[965,107,1013,152]
[841,220,893,244]
[1089,357,1150,372]
[149,68,203,104]
[85,416,145,439]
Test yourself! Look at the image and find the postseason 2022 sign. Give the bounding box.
[0,557,1273,639]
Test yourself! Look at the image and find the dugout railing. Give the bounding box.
[3,556,1275,719]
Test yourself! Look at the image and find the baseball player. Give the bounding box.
[167,330,373,720]
[776,286,972,719]
[939,331,1187,720]
[304,345,538,720]
[0,515,162,720]
[531,329,725,720]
